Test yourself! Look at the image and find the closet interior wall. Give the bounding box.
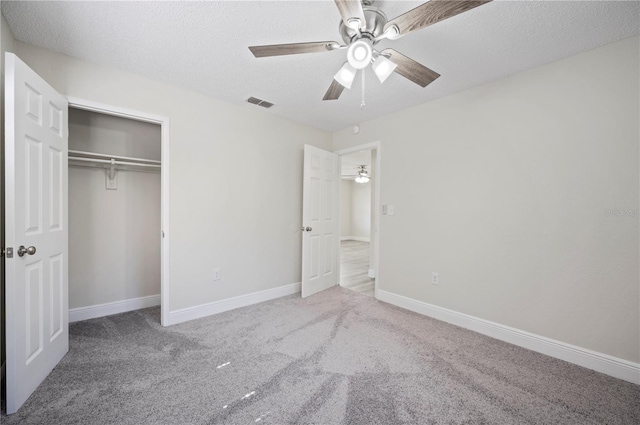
[68,108,161,311]
[350,181,371,241]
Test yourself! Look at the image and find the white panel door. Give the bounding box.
[301,145,339,298]
[5,53,69,414]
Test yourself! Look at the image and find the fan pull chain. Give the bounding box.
[360,70,366,110]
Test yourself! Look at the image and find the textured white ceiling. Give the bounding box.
[3,1,639,132]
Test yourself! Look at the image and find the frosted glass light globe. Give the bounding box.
[347,40,372,70]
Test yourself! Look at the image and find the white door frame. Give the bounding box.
[335,141,381,297]
[66,97,171,326]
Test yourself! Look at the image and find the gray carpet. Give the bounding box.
[2,287,639,424]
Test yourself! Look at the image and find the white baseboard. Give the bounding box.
[368,268,376,278]
[167,282,301,326]
[376,290,640,385]
[340,236,370,242]
[69,294,161,323]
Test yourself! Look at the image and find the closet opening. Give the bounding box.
[67,101,169,326]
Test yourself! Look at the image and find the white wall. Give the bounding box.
[340,180,352,237]
[340,179,371,241]
[68,109,161,309]
[351,181,371,240]
[13,41,332,313]
[0,9,16,373]
[69,108,161,159]
[369,149,377,273]
[333,36,640,363]
[69,169,160,308]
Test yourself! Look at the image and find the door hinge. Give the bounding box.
[3,247,13,258]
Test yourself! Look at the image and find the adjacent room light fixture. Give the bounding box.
[372,55,398,83]
[355,165,370,184]
[333,62,357,89]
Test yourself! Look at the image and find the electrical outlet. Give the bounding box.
[213,268,221,281]
[431,272,439,285]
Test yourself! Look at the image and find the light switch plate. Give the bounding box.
[387,205,395,215]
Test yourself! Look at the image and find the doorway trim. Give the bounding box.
[66,97,171,326]
[335,141,381,297]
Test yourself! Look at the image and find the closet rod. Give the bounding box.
[69,156,161,168]
[68,149,161,165]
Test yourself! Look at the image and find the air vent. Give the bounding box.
[246,97,274,109]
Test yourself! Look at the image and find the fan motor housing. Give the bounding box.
[339,7,387,44]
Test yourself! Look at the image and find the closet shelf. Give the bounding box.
[68,150,161,173]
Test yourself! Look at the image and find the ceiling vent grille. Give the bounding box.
[246,97,274,108]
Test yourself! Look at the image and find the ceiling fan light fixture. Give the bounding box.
[334,62,357,89]
[383,25,400,40]
[347,39,373,70]
[355,175,370,184]
[346,18,362,30]
[248,0,493,102]
[372,55,397,83]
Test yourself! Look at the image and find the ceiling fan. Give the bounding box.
[343,165,371,183]
[249,0,492,101]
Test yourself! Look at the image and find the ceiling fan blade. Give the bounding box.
[323,79,345,101]
[382,49,440,88]
[384,0,492,38]
[249,41,340,58]
[334,0,366,30]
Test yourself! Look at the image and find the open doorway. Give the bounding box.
[338,145,378,297]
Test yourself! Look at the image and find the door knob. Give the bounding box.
[17,245,36,257]
[305,227,312,232]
